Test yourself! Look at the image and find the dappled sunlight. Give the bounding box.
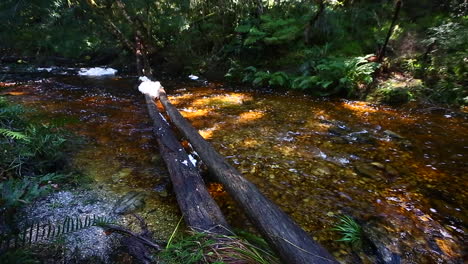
[238,110,265,123]
[168,93,195,105]
[191,93,251,107]
[199,125,221,139]
[241,138,261,148]
[179,108,210,119]
[9,77,465,263]
[207,182,227,198]
[164,84,466,262]
[341,100,379,113]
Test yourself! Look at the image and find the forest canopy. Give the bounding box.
[0,0,466,104]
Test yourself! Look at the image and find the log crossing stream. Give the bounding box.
[4,74,467,263]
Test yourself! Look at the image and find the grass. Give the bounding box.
[332,215,363,248]
[158,219,280,264]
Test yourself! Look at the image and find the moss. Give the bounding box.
[368,78,424,105]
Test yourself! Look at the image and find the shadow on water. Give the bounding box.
[4,75,467,263]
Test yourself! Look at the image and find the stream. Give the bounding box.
[3,73,467,263]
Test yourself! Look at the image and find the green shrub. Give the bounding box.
[292,55,379,96]
[242,67,291,88]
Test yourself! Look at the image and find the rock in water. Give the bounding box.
[113,191,146,215]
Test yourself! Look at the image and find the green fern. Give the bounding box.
[0,128,29,141]
[0,174,68,210]
[0,215,115,249]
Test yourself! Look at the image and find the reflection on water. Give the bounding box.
[6,76,467,263]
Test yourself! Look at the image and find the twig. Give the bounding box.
[101,224,162,251]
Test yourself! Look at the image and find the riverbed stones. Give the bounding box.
[20,189,120,263]
[355,163,383,179]
[113,191,146,215]
[111,168,133,182]
[383,130,404,139]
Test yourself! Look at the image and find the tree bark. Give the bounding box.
[144,95,230,235]
[157,88,337,264]
[377,0,402,62]
[304,0,325,45]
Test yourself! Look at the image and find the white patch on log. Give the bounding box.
[158,113,169,125]
[188,155,197,166]
[138,78,161,98]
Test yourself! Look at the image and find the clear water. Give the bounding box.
[6,76,466,263]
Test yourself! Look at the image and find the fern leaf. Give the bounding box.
[0,128,29,141]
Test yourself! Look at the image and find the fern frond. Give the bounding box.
[0,215,116,250]
[0,128,29,141]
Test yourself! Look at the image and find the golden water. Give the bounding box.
[7,76,467,263]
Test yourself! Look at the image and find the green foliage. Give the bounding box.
[372,86,414,105]
[0,0,115,59]
[421,19,468,105]
[292,55,379,96]
[0,173,68,210]
[0,128,29,141]
[240,55,378,96]
[158,231,278,264]
[0,249,39,264]
[158,232,214,264]
[332,215,363,248]
[1,98,70,177]
[242,67,291,88]
[0,97,74,225]
[237,14,306,47]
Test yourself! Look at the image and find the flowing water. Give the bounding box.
[3,75,467,263]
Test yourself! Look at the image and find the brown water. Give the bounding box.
[5,76,467,263]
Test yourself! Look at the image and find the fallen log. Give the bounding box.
[158,88,337,264]
[143,94,230,235]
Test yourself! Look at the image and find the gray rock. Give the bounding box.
[153,181,170,198]
[113,191,146,215]
[355,163,383,179]
[383,130,404,139]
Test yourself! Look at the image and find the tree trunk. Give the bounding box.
[377,0,402,62]
[304,0,325,45]
[144,95,230,235]
[157,88,337,264]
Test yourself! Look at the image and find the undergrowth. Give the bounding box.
[158,231,279,264]
[0,96,78,233]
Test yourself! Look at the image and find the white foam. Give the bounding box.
[78,67,117,76]
[37,67,54,72]
[139,76,151,82]
[188,74,199,80]
[138,77,161,98]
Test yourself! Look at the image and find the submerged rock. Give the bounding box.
[153,180,171,198]
[113,191,146,215]
[362,224,401,264]
[355,163,383,179]
[383,130,404,139]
